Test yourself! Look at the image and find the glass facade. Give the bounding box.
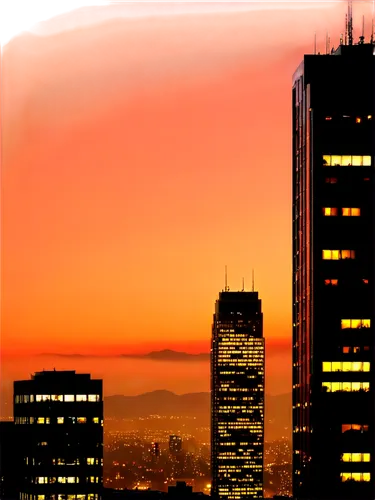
[14,371,103,500]
[292,43,375,500]
[211,291,264,500]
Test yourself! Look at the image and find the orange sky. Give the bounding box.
[1,1,374,404]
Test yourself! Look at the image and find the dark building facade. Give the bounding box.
[0,421,19,499]
[292,41,375,499]
[211,290,265,499]
[14,370,103,500]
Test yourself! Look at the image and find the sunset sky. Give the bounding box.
[1,1,374,410]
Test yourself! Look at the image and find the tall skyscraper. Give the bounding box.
[292,22,375,499]
[211,287,265,500]
[14,370,103,500]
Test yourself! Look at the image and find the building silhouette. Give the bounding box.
[0,421,19,499]
[168,436,182,455]
[14,370,103,500]
[149,443,160,459]
[292,31,375,500]
[211,287,265,499]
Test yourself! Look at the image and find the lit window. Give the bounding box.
[323,362,370,372]
[343,346,350,354]
[363,156,372,166]
[341,319,371,329]
[57,417,64,424]
[76,395,87,402]
[51,395,63,402]
[64,395,74,402]
[342,453,370,462]
[356,117,362,124]
[325,279,338,286]
[323,155,331,166]
[368,115,372,120]
[325,116,332,121]
[87,458,95,465]
[342,208,361,216]
[37,418,45,424]
[88,395,100,402]
[36,477,48,484]
[77,417,87,424]
[323,207,338,216]
[322,382,370,392]
[341,472,370,482]
[93,417,99,424]
[323,154,371,167]
[342,424,369,433]
[322,250,355,260]
[36,395,51,402]
[341,250,355,259]
[363,279,369,284]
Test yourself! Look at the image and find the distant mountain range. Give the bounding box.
[38,349,210,362]
[104,390,291,441]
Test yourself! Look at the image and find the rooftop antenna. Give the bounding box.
[326,32,330,54]
[224,265,229,292]
[252,269,255,293]
[242,277,245,292]
[345,13,348,45]
[359,15,365,44]
[348,1,353,46]
[314,32,317,55]
[340,32,344,46]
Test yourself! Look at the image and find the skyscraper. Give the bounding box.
[14,370,103,500]
[169,436,182,455]
[211,287,265,500]
[292,25,375,499]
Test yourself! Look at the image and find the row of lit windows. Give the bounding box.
[20,495,99,500]
[342,453,370,462]
[34,477,101,484]
[15,395,100,403]
[322,382,369,392]
[324,279,369,286]
[342,319,371,329]
[323,207,361,216]
[341,472,370,482]
[26,458,101,466]
[342,424,369,433]
[15,416,102,425]
[322,362,370,372]
[322,250,355,260]
[323,155,372,167]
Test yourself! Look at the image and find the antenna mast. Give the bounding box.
[345,14,348,45]
[348,1,353,46]
[360,15,365,44]
[242,277,245,292]
[224,265,229,291]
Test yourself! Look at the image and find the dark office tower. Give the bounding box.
[293,35,375,500]
[211,289,265,500]
[0,421,19,499]
[14,370,103,500]
[169,436,182,455]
